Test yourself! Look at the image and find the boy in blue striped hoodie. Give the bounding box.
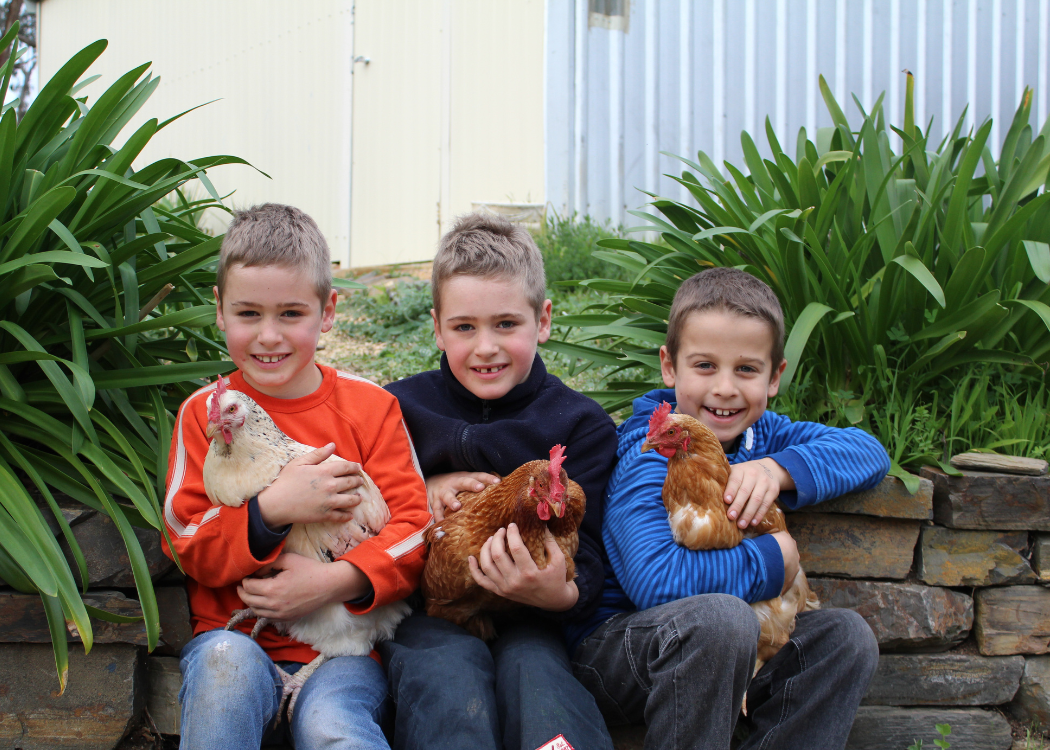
[568,267,888,749]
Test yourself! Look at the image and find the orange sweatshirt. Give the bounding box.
[162,365,431,663]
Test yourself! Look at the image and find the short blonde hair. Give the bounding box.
[431,212,546,316]
[216,204,331,303]
[666,267,785,366]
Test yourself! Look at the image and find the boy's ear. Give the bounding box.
[659,345,677,388]
[536,299,553,344]
[320,289,338,333]
[213,286,225,332]
[431,309,446,351]
[767,359,788,398]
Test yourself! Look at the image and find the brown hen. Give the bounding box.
[421,445,585,641]
[641,401,819,672]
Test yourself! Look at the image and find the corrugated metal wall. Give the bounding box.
[546,0,1050,228]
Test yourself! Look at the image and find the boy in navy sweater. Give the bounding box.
[569,268,887,749]
[382,213,618,750]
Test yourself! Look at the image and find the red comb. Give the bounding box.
[647,401,674,440]
[208,377,225,425]
[548,445,566,499]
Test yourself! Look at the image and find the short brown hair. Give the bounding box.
[216,204,332,303]
[431,212,546,316]
[665,267,785,366]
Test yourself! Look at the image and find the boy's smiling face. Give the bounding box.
[432,275,552,401]
[215,263,336,399]
[660,309,786,451]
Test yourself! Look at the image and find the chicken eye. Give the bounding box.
[227,405,236,413]
[667,428,675,436]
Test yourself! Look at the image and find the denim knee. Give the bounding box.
[671,594,761,651]
[830,608,879,677]
[179,629,276,705]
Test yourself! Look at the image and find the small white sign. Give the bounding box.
[535,735,576,750]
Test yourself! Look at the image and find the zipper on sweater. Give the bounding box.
[481,403,491,422]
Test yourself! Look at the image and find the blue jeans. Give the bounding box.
[571,595,879,750]
[179,629,391,750]
[380,611,614,750]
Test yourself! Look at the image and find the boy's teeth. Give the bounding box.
[476,366,503,373]
[257,355,285,363]
[712,408,738,417]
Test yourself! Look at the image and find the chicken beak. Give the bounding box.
[550,499,565,518]
[640,439,653,453]
[205,422,218,441]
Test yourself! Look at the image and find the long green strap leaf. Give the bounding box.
[781,302,834,391]
[891,253,946,308]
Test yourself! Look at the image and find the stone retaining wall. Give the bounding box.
[0,475,1048,749]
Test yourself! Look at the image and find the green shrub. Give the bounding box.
[0,30,254,690]
[532,212,627,289]
[554,75,1050,487]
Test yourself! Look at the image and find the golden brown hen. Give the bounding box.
[641,401,818,672]
[421,445,585,641]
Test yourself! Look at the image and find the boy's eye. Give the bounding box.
[282,310,303,318]
[238,310,259,318]
[454,324,474,332]
[696,362,714,370]
[738,365,757,374]
[496,320,516,329]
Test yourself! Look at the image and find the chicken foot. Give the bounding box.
[280,654,329,723]
[225,608,271,640]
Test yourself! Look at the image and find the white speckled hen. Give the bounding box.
[201,378,410,721]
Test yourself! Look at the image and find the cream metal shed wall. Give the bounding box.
[37,0,548,268]
[350,0,546,267]
[37,0,356,264]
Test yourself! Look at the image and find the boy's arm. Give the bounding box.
[759,413,891,509]
[336,395,431,613]
[604,447,785,611]
[163,390,282,588]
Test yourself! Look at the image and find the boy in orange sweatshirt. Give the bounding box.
[163,204,429,749]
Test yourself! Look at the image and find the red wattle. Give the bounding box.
[537,502,551,521]
[222,428,233,445]
[657,446,677,458]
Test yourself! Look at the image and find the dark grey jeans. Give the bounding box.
[570,594,878,750]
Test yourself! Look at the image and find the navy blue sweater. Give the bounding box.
[565,387,891,653]
[385,353,619,625]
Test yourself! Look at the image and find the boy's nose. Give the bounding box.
[474,332,500,357]
[711,372,738,397]
[258,319,283,346]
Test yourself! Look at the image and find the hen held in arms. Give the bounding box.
[422,445,585,640]
[202,378,410,722]
[641,402,819,679]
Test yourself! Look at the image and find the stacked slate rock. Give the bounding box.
[787,453,1050,750]
[0,494,191,750]
[6,456,1050,749]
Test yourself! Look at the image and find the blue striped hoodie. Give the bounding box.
[565,387,890,654]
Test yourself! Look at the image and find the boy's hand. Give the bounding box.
[257,443,365,529]
[724,458,795,528]
[468,525,578,612]
[425,471,500,521]
[237,553,370,621]
[771,531,800,595]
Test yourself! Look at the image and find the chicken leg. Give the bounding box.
[225,607,272,640]
[280,655,328,722]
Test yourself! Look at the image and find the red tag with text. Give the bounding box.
[535,735,575,750]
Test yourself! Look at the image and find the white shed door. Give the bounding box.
[350,1,443,268]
